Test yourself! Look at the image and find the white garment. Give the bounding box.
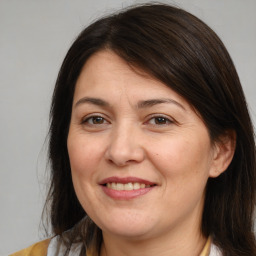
[209,243,223,256]
[47,236,82,256]
[47,236,223,256]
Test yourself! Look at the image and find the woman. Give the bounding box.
[11,3,256,256]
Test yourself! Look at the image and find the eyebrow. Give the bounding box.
[74,97,185,111]
[75,97,110,108]
[137,98,185,110]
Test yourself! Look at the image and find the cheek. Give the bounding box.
[67,134,104,178]
[67,135,103,212]
[67,133,109,208]
[148,134,212,186]
[151,136,211,213]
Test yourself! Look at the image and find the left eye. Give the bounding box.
[148,116,172,125]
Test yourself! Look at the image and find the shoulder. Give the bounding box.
[10,236,84,256]
[9,239,51,256]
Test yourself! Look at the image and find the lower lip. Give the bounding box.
[101,186,154,200]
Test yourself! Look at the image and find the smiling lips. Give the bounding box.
[100,177,156,200]
[107,182,152,190]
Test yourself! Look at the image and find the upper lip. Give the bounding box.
[99,176,156,186]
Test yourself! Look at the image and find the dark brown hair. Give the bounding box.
[47,3,256,255]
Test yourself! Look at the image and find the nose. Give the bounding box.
[105,124,145,166]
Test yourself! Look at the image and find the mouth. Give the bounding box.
[99,177,157,200]
[104,182,154,191]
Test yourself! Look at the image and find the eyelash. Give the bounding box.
[81,115,109,125]
[146,115,174,126]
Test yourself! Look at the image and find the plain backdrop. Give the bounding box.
[0,0,255,255]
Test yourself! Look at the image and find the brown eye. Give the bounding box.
[155,117,168,124]
[83,116,107,125]
[92,116,104,124]
[148,116,172,125]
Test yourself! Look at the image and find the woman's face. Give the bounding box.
[67,50,219,241]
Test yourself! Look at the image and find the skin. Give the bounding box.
[67,50,233,256]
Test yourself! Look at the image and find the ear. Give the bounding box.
[209,130,236,178]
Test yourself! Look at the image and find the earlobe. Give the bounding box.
[209,130,236,178]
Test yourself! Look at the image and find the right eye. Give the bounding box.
[82,115,108,125]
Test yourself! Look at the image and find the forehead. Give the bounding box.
[74,50,189,108]
[76,50,154,89]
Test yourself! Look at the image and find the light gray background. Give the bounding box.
[0,0,255,255]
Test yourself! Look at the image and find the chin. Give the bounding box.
[98,217,155,239]
[103,226,153,240]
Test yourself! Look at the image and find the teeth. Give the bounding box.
[124,183,133,190]
[116,183,124,190]
[133,182,140,190]
[106,182,152,191]
[140,184,145,189]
